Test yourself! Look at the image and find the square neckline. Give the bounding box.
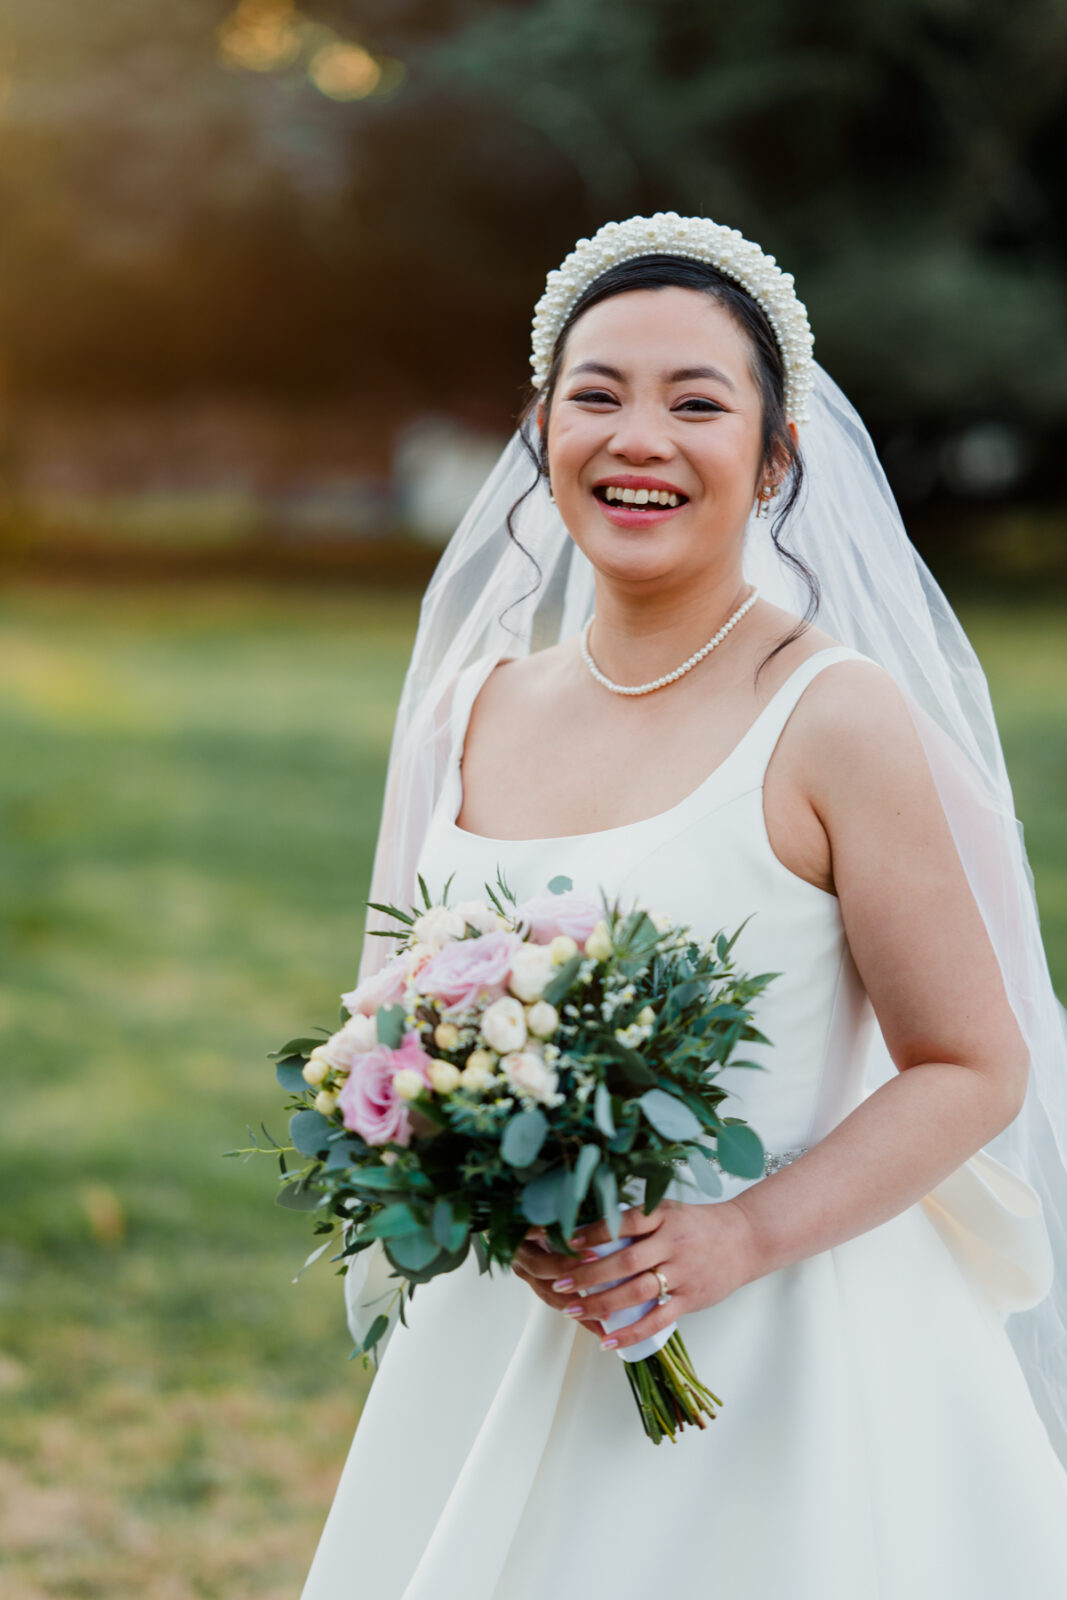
[446,645,855,847]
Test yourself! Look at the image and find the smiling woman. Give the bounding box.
[299,217,1067,1600]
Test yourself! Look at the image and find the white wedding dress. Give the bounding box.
[302,646,1067,1600]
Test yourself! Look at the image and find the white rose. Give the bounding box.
[501,1049,559,1106]
[337,1013,378,1054]
[481,995,527,1054]
[412,905,466,953]
[454,899,506,935]
[549,934,579,965]
[428,1059,462,1095]
[507,943,557,1003]
[525,999,559,1039]
[584,920,613,963]
[393,1068,427,1101]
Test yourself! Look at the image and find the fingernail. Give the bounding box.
[552,1277,573,1292]
[563,1303,584,1317]
[579,1250,600,1263]
[600,1337,619,1350]
[569,1233,586,1247]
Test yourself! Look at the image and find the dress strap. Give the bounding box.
[729,645,871,791]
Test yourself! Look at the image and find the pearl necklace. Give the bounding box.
[580,587,759,696]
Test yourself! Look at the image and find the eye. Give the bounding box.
[571,390,615,403]
[676,398,724,413]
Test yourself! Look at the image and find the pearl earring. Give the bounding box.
[756,483,775,519]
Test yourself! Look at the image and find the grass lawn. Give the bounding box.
[1,584,1063,1598]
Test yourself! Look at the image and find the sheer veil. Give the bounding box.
[353,359,1067,1468]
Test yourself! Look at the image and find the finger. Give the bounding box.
[513,1241,586,1281]
[564,1201,669,1253]
[555,1235,661,1294]
[576,1265,670,1320]
[598,1292,682,1354]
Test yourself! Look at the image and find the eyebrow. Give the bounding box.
[566,360,737,392]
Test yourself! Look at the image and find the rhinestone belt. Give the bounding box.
[761,1146,810,1175]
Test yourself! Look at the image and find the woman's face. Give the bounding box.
[540,286,790,590]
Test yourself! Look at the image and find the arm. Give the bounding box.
[731,659,1030,1278]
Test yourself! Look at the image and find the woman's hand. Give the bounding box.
[510,1198,760,1352]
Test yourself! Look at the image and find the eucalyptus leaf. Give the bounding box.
[276,1177,325,1211]
[642,1163,673,1214]
[520,1168,565,1225]
[574,1144,600,1204]
[638,1088,703,1141]
[276,1059,309,1093]
[594,1081,616,1138]
[357,1203,425,1240]
[385,1230,441,1273]
[547,875,573,893]
[289,1108,336,1159]
[715,1122,766,1179]
[501,1108,549,1167]
[541,954,583,1008]
[685,1143,724,1197]
[594,1167,621,1241]
[269,1037,323,1061]
[557,1169,580,1241]
[376,1004,406,1049]
[360,1313,391,1353]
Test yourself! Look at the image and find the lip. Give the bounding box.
[592,473,688,496]
[590,473,690,529]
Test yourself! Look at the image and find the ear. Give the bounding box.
[769,420,799,489]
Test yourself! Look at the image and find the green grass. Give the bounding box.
[0,585,1063,1598]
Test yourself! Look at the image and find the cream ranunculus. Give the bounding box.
[507,943,557,1003]
[428,1059,462,1095]
[454,899,507,935]
[548,934,579,965]
[393,1067,428,1101]
[501,1048,559,1106]
[525,999,559,1039]
[412,904,466,953]
[584,920,613,963]
[481,995,527,1054]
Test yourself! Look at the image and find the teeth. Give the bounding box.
[600,485,683,507]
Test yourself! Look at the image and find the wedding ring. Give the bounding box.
[654,1269,672,1306]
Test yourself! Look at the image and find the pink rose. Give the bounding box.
[516,886,603,945]
[338,1032,433,1147]
[416,930,523,1013]
[341,952,408,1018]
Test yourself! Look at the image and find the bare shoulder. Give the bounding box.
[464,639,571,736]
[782,648,936,806]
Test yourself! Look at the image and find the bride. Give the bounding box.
[300,215,1067,1599]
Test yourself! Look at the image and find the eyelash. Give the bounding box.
[570,390,723,413]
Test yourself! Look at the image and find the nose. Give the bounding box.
[607,400,675,464]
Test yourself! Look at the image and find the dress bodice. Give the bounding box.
[415,645,878,1168]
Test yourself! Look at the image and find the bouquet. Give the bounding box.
[248,871,778,1444]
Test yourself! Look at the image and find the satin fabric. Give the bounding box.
[302,648,1067,1599]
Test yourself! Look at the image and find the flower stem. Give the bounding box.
[621,1332,723,1444]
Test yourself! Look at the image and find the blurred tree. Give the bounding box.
[0,0,1064,452]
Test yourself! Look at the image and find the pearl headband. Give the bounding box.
[529,212,816,424]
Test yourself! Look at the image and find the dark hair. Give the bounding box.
[504,255,820,679]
